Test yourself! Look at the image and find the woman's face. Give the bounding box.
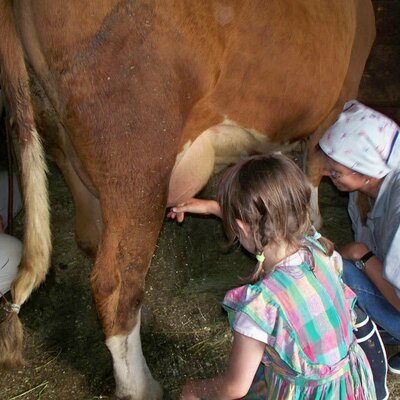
[320,152,366,192]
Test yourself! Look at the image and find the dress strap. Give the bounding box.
[304,231,327,254]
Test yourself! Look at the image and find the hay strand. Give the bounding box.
[8,380,48,400]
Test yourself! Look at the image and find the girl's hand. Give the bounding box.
[179,333,265,400]
[167,198,221,223]
[180,381,200,400]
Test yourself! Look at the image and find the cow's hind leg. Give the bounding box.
[106,309,161,400]
[91,207,164,399]
[53,154,102,257]
[30,78,103,257]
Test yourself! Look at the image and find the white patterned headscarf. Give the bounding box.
[319,100,400,179]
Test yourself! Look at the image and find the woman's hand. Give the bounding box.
[339,242,369,260]
[167,198,221,223]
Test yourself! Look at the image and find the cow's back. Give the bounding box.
[16,1,357,147]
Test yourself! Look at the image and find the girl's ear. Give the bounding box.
[235,219,251,238]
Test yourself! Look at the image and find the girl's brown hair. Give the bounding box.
[217,154,333,281]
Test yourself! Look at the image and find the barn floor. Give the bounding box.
[1,1,399,399]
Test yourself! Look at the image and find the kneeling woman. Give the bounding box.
[319,101,400,386]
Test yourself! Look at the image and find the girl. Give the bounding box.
[175,154,376,399]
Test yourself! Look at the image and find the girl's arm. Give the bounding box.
[168,198,221,223]
[180,332,265,400]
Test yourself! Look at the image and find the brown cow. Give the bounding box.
[0,1,375,399]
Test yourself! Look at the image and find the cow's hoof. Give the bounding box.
[116,381,163,400]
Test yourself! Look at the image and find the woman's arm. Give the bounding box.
[364,256,400,311]
[340,242,400,311]
[168,198,222,223]
[180,332,265,400]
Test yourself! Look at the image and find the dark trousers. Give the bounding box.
[354,306,389,400]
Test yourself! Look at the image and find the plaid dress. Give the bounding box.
[223,238,376,399]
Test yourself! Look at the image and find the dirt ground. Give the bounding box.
[1,1,400,399]
[1,165,400,400]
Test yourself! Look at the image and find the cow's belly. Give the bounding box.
[167,120,299,206]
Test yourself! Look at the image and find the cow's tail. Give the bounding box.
[0,2,51,367]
